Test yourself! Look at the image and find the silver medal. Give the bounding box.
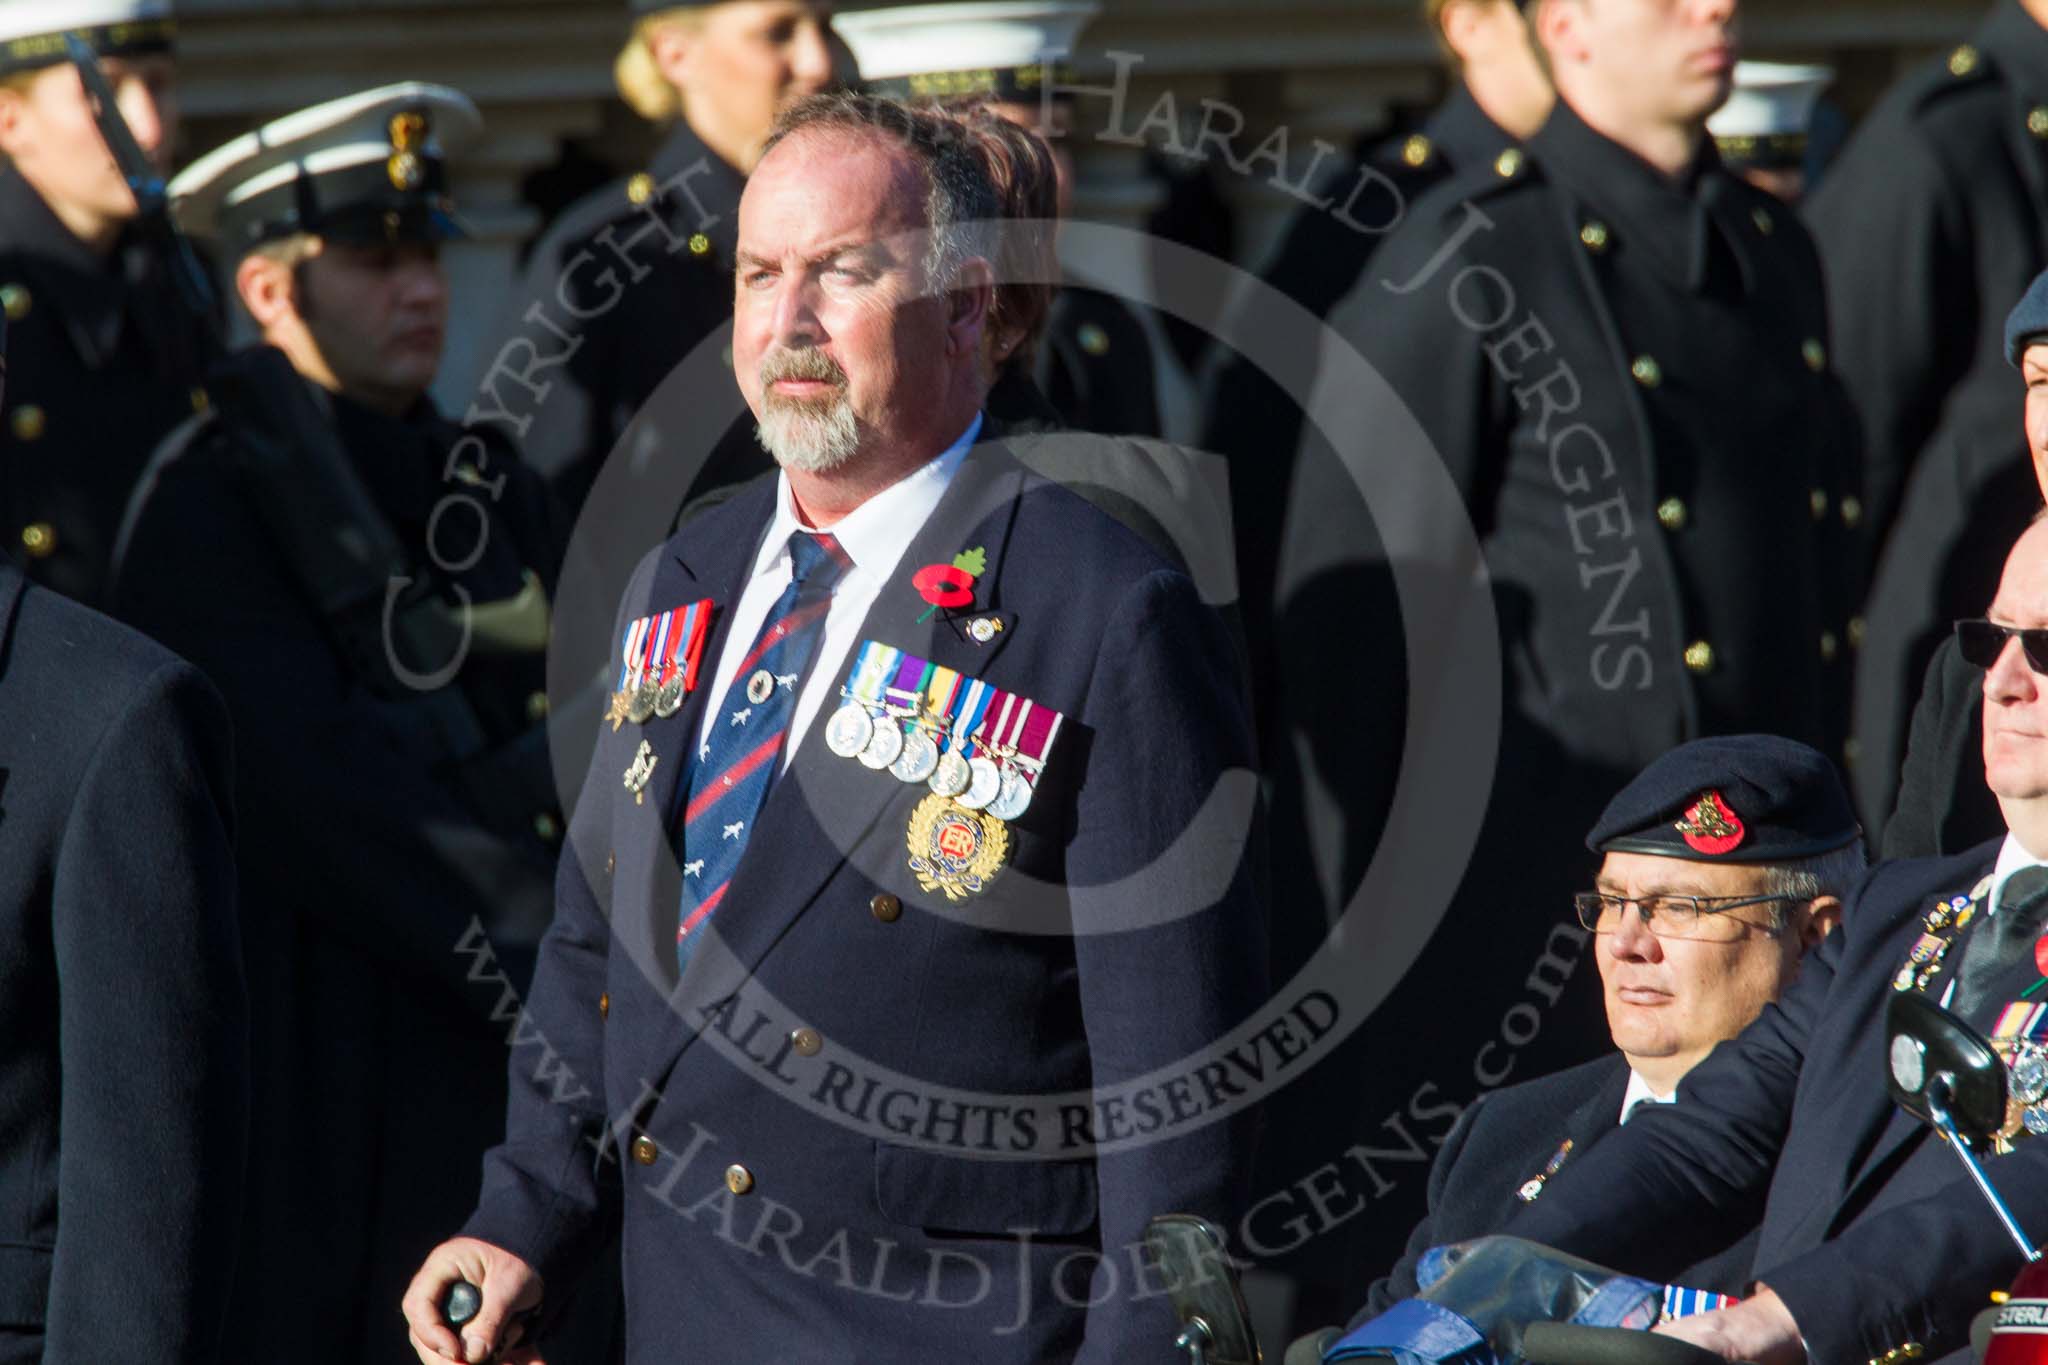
[988,766,1033,821]
[891,728,941,784]
[826,703,875,759]
[859,718,905,770]
[2017,1047,2048,1106]
[958,755,1003,810]
[929,750,972,798]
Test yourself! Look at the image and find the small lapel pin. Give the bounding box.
[624,740,658,805]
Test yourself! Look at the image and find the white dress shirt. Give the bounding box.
[1620,1069,1675,1125]
[694,413,982,774]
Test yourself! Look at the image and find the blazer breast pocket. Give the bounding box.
[873,1140,1097,1240]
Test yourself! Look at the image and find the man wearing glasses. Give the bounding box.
[1346,734,1859,1317]
[1505,515,2048,1361]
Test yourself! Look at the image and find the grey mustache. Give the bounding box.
[760,347,847,387]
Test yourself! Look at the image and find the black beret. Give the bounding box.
[2007,266,2048,367]
[1586,734,1860,863]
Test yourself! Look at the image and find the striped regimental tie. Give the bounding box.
[675,530,852,972]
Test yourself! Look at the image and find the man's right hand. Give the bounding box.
[401,1236,544,1364]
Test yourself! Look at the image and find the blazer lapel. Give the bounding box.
[1825,868,1997,1231]
[645,444,1034,1079]
[609,485,773,1021]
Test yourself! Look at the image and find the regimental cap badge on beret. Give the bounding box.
[1587,734,1859,864]
[1674,790,1746,856]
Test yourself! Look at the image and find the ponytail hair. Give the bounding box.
[614,8,707,123]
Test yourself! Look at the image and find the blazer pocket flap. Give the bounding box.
[874,1142,1097,1238]
[0,1243,50,1328]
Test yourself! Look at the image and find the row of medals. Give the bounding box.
[823,691,1035,822]
[619,666,689,725]
[1892,892,2048,1143]
[1999,1038,2048,1144]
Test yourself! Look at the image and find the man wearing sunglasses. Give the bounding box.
[1506,515,2048,1362]
[1889,268,2048,861]
[1340,734,1857,1319]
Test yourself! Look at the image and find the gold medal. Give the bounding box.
[606,689,633,732]
[906,793,1009,901]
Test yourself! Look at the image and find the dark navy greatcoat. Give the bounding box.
[1807,1,2048,831]
[1885,636,2001,860]
[1511,841,2046,1365]
[0,171,212,608]
[1261,97,1861,1305]
[463,428,1267,1364]
[0,560,245,1363]
[112,381,568,1365]
[498,122,769,524]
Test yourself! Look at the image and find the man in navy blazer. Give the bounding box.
[0,552,246,1361]
[1509,515,2048,1363]
[404,92,1264,1365]
[1357,735,1861,1317]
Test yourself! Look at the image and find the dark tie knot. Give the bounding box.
[1999,866,2048,941]
[787,531,849,594]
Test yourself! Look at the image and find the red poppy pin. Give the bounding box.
[913,546,986,622]
[1674,790,1746,856]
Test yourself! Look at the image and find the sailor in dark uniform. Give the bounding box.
[0,0,210,607]
[1198,0,1551,765]
[491,0,836,523]
[1353,735,1859,1317]
[110,86,572,1365]
[831,0,1169,439]
[0,303,246,1365]
[1806,0,2048,836]
[1265,0,1862,1310]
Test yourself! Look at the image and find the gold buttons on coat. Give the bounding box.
[599,992,610,1020]
[1630,356,1662,389]
[606,851,616,876]
[1802,338,1827,372]
[1684,641,1716,675]
[526,690,550,723]
[631,1135,659,1166]
[11,405,46,440]
[1579,221,1610,253]
[725,1163,755,1195]
[533,813,561,842]
[1401,134,1433,168]
[1840,495,1864,528]
[789,1027,823,1056]
[1820,631,1840,663]
[626,173,655,206]
[1751,206,1774,236]
[2031,107,2048,139]
[1655,498,1687,532]
[19,522,55,558]
[870,892,902,923]
[1951,44,1980,77]
[1077,322,1110,356]
[1494,148,1525,179]
[688,233,712,257]
[1810,489,1829,521]
[1848,616,1866,650]
[0,283,29,320]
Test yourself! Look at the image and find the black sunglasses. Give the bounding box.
[1956,618,2048,672]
